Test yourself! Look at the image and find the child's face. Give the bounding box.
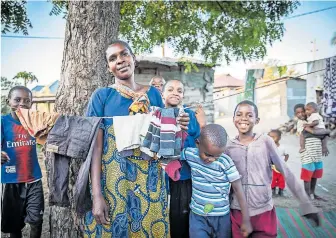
[233,104,259,134]
[268,132,280,144]
[7,89,32,111]
[197,139,225,164]
[163,80,184,107]
[295,107,306,120]
[304,105,316,117]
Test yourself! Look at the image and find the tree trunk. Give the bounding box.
[50,1,120,237]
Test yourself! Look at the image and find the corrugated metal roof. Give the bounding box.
[214,74,244,88]
[31,85,44,92]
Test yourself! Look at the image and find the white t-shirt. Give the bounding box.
[297,119,307,135]
[272,145,288,173]
[307,112,325,129]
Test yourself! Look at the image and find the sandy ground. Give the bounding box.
[2,131,335,237]
[215,117,336,211]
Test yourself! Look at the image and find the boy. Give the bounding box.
[294,103,327,199]
[1,86,44,238]
[226,101,319,238]
[295,103,329,154]
[268,129,289,197]
[179,124,252,238]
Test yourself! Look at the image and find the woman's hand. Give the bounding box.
[92,194,110,225]
[177,112,190,131]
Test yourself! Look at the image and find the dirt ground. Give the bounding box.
[2,134,335,237]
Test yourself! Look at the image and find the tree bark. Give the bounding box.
[50,1,120,237]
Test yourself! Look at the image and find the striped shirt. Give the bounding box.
[181,147,240,216]
[300,137,322,164]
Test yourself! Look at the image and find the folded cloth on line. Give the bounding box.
[113,113,155,158]
[16,108,60,145]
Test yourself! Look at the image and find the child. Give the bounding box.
[1,86,44,238]
[268,129,289,196]
[226,100,320,238]
[294,103,328,199]
[162,79,206,238]
[296,102,329,154]
[179,124,252,238]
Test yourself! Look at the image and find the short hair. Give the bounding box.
[294,103,305,112]
[269,129,281,138]
[162,79,184,92]
[200,124,228,148]
[149,76,166,86]
[306,102,318,111]
[106,40,135,58]
[8,86,32,99]
[233,100,259,118]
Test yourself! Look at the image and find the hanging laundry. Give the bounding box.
[15,108,60,145]
[142,107,187,180]
[45,115,101,215]
[113,113,154,159]
[143,107,187,159]
[323,56,336,117]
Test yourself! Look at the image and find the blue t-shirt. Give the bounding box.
[179,108,201,180]
[1,114,42,183]
[181,147,240,216]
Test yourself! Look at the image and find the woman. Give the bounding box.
[83,40,190,237]
[162,80,206,238]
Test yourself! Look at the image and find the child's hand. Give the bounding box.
[195,105,206,128]
[177,112,190,131]
[304,213,320,226]
[322,145,329,156]
[1,151,10,165]
[240,219,253,237]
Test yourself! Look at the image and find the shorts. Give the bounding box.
[231,207,277,238]
[189,211,231,238]
[301,162,323,182]
[1,180,44,233]
[169,179,192,238]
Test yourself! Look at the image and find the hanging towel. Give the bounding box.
[113,113,154,159]
[16,108,60,145]
[323,56,336,117]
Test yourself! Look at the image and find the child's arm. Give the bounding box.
[322,137,329,156]
[303,120,319,134]
[304,120,319,128]
[266,137,320,224]
[231,180,253,237]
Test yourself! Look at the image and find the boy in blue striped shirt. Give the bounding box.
[180,124,252,237]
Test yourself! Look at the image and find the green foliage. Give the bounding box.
[1,77,20,114]
[1,0,32,35]
[120,1,299,64]
[2,0,299,65]
[13,71,38,87]
[49,0,68,18]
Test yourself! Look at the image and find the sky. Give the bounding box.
[1,1,336,88]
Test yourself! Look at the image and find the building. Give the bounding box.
[31,56,215,122]
[214,77,306,133]
[32,80,59,112]
[213,74,244,118]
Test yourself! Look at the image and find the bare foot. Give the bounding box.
[299,148,305,153]
[313,194,328,202]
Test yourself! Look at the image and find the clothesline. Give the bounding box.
[186,68,327,108]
